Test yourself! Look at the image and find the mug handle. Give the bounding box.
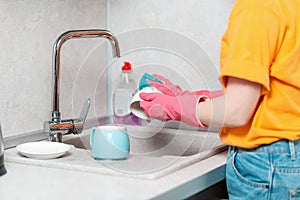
[90,127,96,147]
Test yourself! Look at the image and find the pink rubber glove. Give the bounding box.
[148,74,223,98]
[149,74,184,95]
[139,91,211,127]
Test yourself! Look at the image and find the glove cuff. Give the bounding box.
[195,95,209,128]
[179,94,209,128]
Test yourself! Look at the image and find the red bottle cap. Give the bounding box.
[122,62,132,71]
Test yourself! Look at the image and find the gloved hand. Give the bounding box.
[148,74,184,95]
[148,74,223,98]
[139,91,211,127]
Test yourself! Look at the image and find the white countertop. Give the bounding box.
[0,150,227,200]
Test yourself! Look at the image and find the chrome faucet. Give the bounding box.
[44,29,121,142]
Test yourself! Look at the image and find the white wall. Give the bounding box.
[0,0,107,137]
[0,0,235,138]
[108,0,235,95]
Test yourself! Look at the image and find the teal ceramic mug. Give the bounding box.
[90,125,130,160]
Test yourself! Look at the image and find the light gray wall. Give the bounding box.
[0,0,235,138]
[108,0,235,95]
[0,0,107,137]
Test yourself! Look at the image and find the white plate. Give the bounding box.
[16,141,70,159]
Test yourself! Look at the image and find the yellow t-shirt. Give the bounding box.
[219,0,300,148]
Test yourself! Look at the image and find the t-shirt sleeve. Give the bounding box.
[219,4,282,94]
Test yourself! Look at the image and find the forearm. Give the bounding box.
[198,77,262,128]
[198,96,246,127]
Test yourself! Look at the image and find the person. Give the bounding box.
[139,0,300,199]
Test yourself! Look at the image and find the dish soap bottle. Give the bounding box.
[113,62,141,125]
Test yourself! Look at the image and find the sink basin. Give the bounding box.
[5,125,226,179]
[63,125,224,157]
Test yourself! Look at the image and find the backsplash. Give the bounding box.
[0,0,107,137]
[0,0,235,138]
[108,0,235,107]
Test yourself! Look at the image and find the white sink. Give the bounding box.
[5,125,226,179]
[64,125,224,157]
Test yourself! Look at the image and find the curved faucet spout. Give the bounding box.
[52,29,120,115]
[45,29,121,142]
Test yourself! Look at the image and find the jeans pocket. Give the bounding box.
[230,150,270,189]
[226,150,270,199]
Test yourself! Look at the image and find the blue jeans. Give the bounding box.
[226,139,300,200]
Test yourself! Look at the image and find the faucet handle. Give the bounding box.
[79,98,91,123]
[70,98,91,135]
[46,98,91,139]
